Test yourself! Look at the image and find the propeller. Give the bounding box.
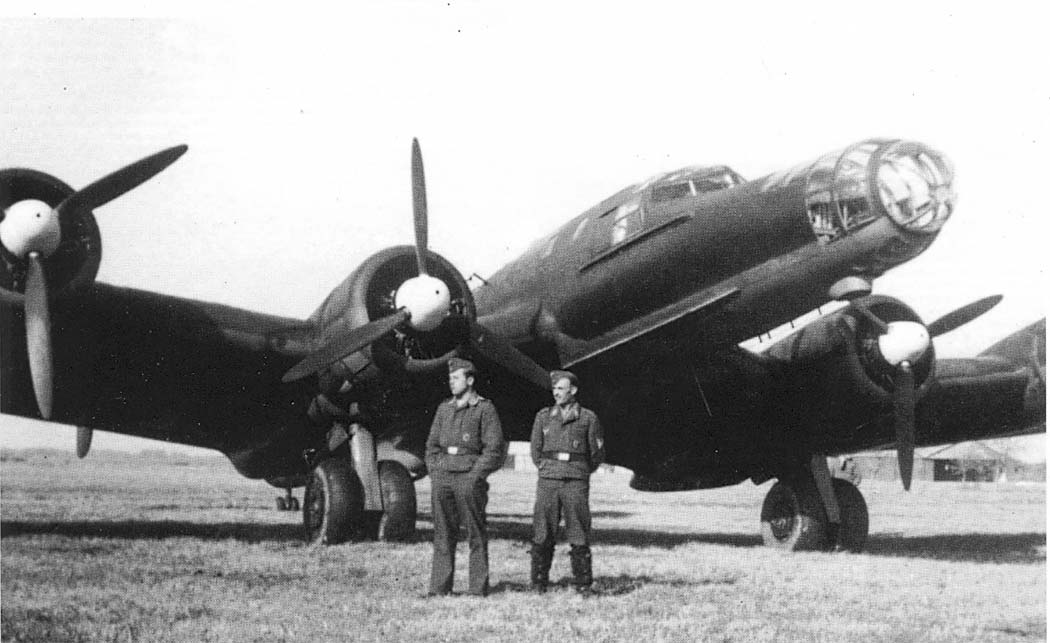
[283,309,410,383]
[283,139,551,390]
[24,253,53,418]
[0,145,188,420]
[56,145,188,216]
[411,138,428,276]
[854,295,1002,490]
[926,295,1002,338]
[76,426,93,459]
[469,321,554,390]
[892,361,916,490]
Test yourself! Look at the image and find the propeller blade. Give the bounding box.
[851,300,888,333]
[893,361,916,491]
[927,295,1003,338]
[282,309,411,383]
[57,145,188,216]
[411,138,428,275]
[24,253,54,419]
[76,426,93,459]
[469,320,551,390]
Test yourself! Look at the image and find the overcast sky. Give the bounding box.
[1,4,1045,455]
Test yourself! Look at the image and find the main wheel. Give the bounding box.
[760,479,828,551]
[831,478,868,552]
[375,460,417,542]
[303,456,364,545]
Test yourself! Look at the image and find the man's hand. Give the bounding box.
[302,448,322,468]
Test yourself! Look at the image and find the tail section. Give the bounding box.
[980,319,1046,427]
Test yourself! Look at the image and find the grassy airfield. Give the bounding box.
[1,450,1044,642]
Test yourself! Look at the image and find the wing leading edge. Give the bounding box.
[1,283,318,454]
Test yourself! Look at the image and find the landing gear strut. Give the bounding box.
[276,487,300,511]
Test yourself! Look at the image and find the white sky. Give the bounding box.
[1,3,1046,456]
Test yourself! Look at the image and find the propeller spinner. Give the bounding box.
[0,145,188,419]
[0,199,62,258]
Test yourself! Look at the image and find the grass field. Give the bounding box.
[1,450,1045,642]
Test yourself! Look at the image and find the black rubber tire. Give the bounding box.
[303,456,364,545]
[760,479,828,551]
[832,478,868,552]
[289,497,300,512]
[375,461,417,542]
[276,496,288,511]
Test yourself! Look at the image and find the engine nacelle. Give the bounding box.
[0,168,102,304]
[765,295,935,435]
[310,245,476,387]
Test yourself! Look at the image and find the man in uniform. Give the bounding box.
[530,370,605,594]
[425,358,506,597]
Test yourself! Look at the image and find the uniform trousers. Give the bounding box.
[429,470,490,595]
[532,478,591,547]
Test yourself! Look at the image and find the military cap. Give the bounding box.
[448,357,476,375]
[550,370,579,387]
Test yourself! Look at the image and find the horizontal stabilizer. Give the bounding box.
[929,318,1046,439]
[979,318,1045,373]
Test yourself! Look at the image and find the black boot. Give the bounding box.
[826,522,841,552]
[530,543,553,593]
[569,545,593,595]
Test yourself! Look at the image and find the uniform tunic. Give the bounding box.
[425,392,506,595]
[530,402,604,546]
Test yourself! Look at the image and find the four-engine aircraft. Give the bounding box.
[2,138,1044,551]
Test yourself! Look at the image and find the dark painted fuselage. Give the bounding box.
[474,141,949,485]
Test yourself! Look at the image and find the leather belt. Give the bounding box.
[445,446,479,455]
[542,451,586,462]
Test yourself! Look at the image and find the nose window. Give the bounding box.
[876,146,954,231]
[803,140,953,243]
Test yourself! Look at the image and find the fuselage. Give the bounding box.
[474,139,955,481]
[477,139,950,353]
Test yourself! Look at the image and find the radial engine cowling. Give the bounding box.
[765,295,935,438]
[309,245,476,387]
[0,169,102,304]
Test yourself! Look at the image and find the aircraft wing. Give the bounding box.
[761,305,1045,457]
[1,282,317,455]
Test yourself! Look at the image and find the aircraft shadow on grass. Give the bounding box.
[488,574,732,597]
[0,520,303,543]
[862,533,1047,564]
[2,518,1044,565]
[419,514,1047,564]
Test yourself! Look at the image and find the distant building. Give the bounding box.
[925,442,1009,482]
[835,440,1045,484]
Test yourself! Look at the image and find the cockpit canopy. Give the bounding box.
[643,165,746,204]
